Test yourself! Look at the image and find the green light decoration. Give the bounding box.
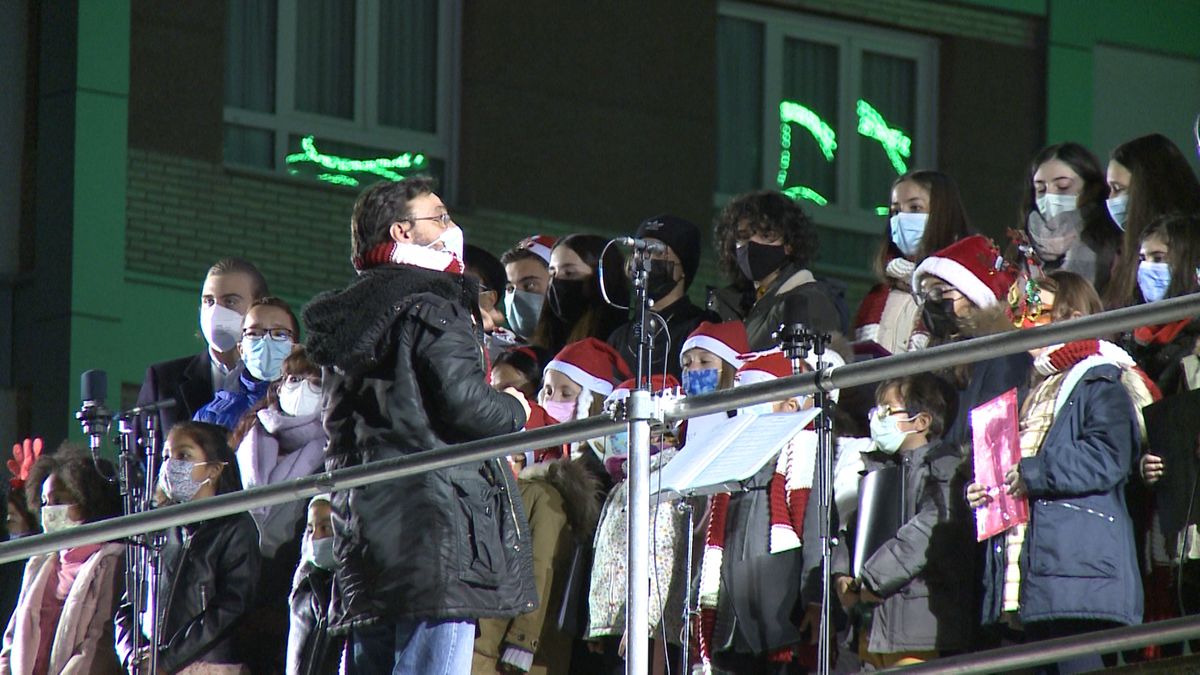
[876,206,891,217]
[317,173,361,187]
[285,136,428,183]
[779,101,837,162]
[783,185,829,206]
[856,99,911,175]
[776,100,837,207]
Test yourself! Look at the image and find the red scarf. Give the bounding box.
[1133,318,1191,347]
[352,240,464,275]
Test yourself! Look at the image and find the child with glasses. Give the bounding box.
[193,297,298,430]
[834,373,974,669]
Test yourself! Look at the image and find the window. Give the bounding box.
[223,0,457,191]
[717,3,938,233]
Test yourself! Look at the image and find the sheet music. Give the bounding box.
[654,408,822,498]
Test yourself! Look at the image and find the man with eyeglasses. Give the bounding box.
[135,257,270,454]
[303,176,535,674]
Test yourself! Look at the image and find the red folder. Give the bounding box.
[970,388,1029,541]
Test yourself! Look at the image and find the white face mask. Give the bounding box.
[199,303,243,353]
[1035,193,1078,221]
[428,224,464,260]
[41,504,82,534]
[279,379,322,417]
[302,535,337,571]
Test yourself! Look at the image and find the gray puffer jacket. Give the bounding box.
[856,439,974,654]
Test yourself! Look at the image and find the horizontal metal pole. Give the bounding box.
[0,415,623,563]
[894,615,1200,674]
[669,292,1200,421]
[2,293,1198,562]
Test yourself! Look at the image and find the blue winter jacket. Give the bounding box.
[981,363,1143,627]
[193,370,272,430]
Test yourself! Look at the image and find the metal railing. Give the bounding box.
[894,615,1200,673]
[2,292,1198,565]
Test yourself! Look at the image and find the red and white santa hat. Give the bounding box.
[514,234,557,265]
[912,234,1016,309]
[606,374,681,404]
[680,320,751,370]
[545,338,632,397]
[734,348,845,402]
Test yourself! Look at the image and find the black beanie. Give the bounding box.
[636,214,701,289]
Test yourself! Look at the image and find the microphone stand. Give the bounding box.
[107,404,170,675]
[625,243,653,675]
[778,318,834,675]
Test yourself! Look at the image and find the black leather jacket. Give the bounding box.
[115,514,261,673]
[287,563,339,675]
[302,264,536,633]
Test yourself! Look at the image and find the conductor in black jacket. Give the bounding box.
[136,257,269,450]
[303,176,536,674]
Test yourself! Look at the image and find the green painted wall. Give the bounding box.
[1045,0,1200,145]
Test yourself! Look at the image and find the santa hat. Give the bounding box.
[734,348,844,402]
[514,234,557,265]
[680,321,751,370]
[912,234,1015,309]
[545,338,633,398]
[607,374,681,404]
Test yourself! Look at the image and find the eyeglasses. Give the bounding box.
[912,285,962,306]
[870,405,912,420]
[403,212,453,229]
[242,328,295,342]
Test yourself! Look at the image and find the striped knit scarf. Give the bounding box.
[695,433,816,673]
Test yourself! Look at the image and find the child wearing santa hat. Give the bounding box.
[540,338,633,491]
[586,374,692,671]
[912,234,1032,447]
[695,349,843,673]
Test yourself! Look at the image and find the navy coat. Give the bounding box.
[982,363,1143,627]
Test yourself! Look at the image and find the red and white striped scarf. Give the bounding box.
[695,432,817,672]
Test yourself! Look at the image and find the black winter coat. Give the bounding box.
[707,263,849,351]
[115,514,261,673]
[287,563,340,675]
[302,264,536,632]
[606,297,717,380]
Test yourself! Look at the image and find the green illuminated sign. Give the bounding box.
[774,99,914,207]
[856,100,911,175]
[285,135,428,186]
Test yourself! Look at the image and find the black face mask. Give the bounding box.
[921,299,958,339]
[645,259,681,302]
[736,241,789,282]
[547,278,589,323]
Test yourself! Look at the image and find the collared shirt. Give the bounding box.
[210,352,244,394]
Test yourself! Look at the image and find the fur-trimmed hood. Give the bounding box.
[519,459,604,542]
[302,264,480,375]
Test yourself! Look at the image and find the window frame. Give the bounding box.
[717,1,939,235]
[222,0,461,195]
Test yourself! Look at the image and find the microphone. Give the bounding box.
[617,237,667,255]
[76,369,113,449]
[776,294,812,373]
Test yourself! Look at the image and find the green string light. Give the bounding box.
[783,185,829,206]
[776,100,836,207]
[876,206,891,216]
[856,100,911,175]
[285,136,428,183]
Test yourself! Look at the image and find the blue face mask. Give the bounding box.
[241,336,294,382]
[889,212,928,257]
[682,368,720,396]
[1138,261,1171,303]
[1106,194,1129,231]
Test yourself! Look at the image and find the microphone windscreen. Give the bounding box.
[80,369,107,404]
[783,293,809,327]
